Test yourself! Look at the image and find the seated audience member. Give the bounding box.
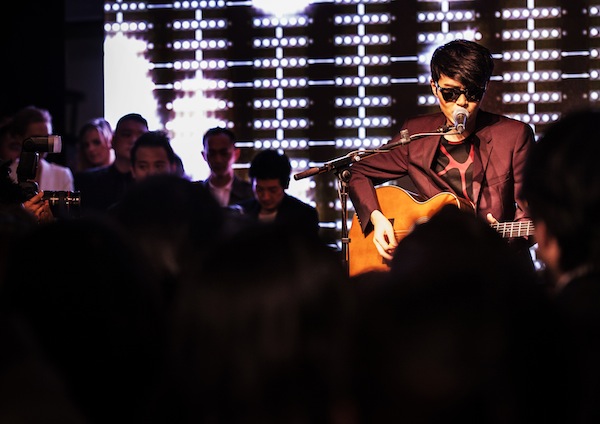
[74,112,148,215]
[1,105,74,191]
[350,205,563,424]
[234,149,320,238]
[169,222,355,424]
[198,126,253,206]
[521,108,600,423]
[74,117,114,172]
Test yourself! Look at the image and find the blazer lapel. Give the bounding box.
[421,115,450,190]
[471,127,493,208]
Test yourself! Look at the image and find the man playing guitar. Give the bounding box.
[347,39,535,276]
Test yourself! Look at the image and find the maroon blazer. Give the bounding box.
[348,110,535,234]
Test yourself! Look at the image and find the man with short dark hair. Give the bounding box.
[198,126,253,207]
[348,39,535,274]
[130,130,178,181]
[234,149,320,238]
[201,127,253,207]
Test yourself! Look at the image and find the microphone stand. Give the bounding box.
[293,126,459,274]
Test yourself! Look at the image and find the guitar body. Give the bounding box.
[348,186,464,277]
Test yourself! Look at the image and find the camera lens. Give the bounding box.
[43,190,81,218]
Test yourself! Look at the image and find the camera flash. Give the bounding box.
[22,135,62,153]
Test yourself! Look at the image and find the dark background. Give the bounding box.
[0,0,104,146]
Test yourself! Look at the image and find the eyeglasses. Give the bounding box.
[435,82,485,103]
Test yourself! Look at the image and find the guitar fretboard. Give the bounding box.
[491,221,535,238]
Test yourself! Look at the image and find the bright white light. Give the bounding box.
[252,0,312,16]
[104,33,221,181]
[104,33,161,130]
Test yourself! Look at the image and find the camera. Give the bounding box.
[16,135,81,218]
[43,190,81,217]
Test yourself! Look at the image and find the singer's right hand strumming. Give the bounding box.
[370,209,397,260]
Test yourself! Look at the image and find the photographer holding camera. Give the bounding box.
[0,105,74,192]
[1,106,79,220]
[0,158,54,224]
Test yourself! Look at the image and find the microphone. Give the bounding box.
[452,107,469,134]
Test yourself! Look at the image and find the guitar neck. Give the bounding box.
[491,220,535,238]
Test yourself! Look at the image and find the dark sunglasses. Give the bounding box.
[435,82,485,102]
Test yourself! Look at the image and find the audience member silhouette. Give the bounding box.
[521,108,600,423]
[0,217,176,424]
[349,205,563,424]
[110,173,225,304]
[169,221,355,424]
[0,159,39,283]
[0,312,87,423]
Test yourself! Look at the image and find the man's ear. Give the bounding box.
[233,147,241,161]
[430,79,437,96]
[201,150,208,161]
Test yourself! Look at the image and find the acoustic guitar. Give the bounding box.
[348,185,535,277]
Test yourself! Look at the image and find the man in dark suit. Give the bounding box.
[348,39,535,269]
[198,127,253,207]
[234,149,320,239]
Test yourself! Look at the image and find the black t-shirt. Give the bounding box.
[433,135,474,203]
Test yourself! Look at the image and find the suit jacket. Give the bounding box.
[74,163,133,214]
[348,110,534,234]
[229,176,254,206]
[199,175,253,206]
[235,193,320,238]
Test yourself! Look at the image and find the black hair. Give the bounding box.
[430,39,494,89]
[115,113,148,131]
[130,130,177,166]
[202,127,236,148]
[249,149,291,189]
